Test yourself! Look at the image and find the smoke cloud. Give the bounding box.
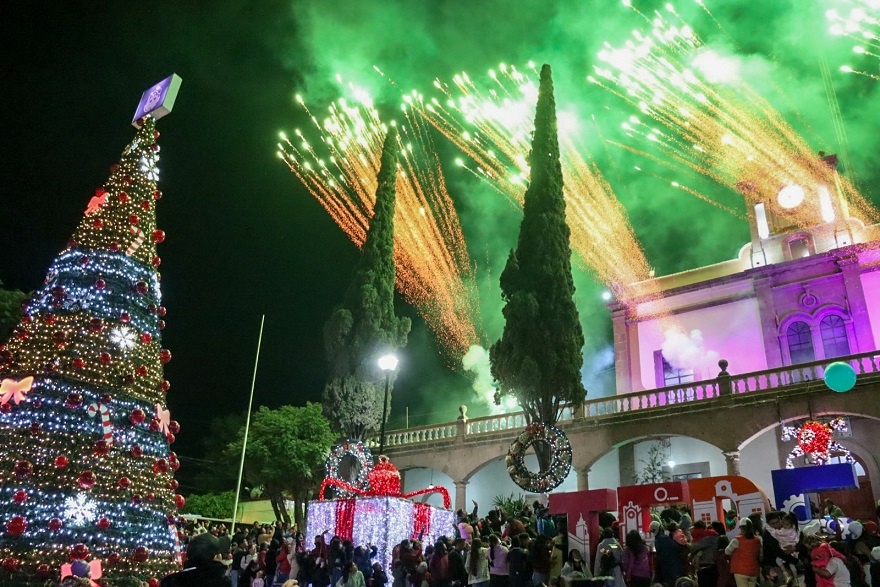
[661,328,720,373]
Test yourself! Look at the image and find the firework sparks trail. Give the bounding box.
[827,0,880,80]
[407,63,654,300]
[277,85,485,361]
[591,5,879,226]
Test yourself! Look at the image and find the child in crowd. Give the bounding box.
[253,570,266,587]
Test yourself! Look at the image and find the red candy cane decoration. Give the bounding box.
[127,225,146,256]
[87,402,113,444]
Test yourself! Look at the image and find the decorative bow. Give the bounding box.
[0,376,34,406]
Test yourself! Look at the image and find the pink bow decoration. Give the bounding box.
[0,376,34,406]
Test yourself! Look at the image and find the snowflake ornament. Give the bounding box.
[110,326,137,350]
[139,152,160,182]
[63,493,98,527]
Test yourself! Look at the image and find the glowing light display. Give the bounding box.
[0,117,180,583]
[591,5,879,227]
[781,418,854,468]
[827,0,880,80]
[278,82,485,362]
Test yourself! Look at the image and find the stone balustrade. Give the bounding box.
[368,350,880,451]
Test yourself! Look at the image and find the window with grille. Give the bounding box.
[819,315,850,359]
[786,321,815,364]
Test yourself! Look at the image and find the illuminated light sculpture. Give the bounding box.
[781,418,854,468]
[0,81,182,583]
[324,440,374,498]
[311,455,454,573]
[506,423,572,492]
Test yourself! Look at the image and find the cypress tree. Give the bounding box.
[322,127,411,440]
[490,65,586,447]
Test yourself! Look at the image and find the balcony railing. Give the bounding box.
[369,350,880,451]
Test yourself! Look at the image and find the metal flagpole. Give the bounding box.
[231,314,265,536]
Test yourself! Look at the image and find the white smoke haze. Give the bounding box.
[462,344,509,414]
[661,327,719,374]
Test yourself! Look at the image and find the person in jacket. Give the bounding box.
[467,537,491,587]
[622,531,652,587]
[488,534,510,587]
[594,527,625,587]
[655,523,688,587]
[507,534,532,587]
[725,518,763,587]
[161,532,232,587]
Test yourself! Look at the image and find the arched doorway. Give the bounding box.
[816,455,874,520]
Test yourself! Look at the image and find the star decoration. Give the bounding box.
[85,189,108,216]
[155,403,171,434]
[0,376,34,406]
[110,326,137,351]
[63,493,97,527]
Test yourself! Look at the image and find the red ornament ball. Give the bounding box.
[141,200,152,210]
[158,305,167,317]
[36,563,52,579]
[149,418,161,432]
[43,313,57,325]
[153,189,162,200]
[77,470,97,490]
[141,332,153,344]
[132,545,150,563]
[106,552,120,565]
[130,408,146,424]
[14,460,33,478]
[99,352,112,365]
[89,318,104,333]
[71,357,85,370]
[54,455,69,469]
[97,517,111,530]
[131,445,143,458]
[158,319,166,331]
[48,518,63,532]
[149,579,161,587]
[118,476,131,490]
[166,432,176,444]
[110,164,119,173]
[78,255,90,266]
[94,278,106,290]
[147,303,158,314]
[6,516,27,536]
[167,479,179,491]
[66,393,83,408]
[109,241,121,252]
[151,142,160,152]
[93,440,111,457]
[152,256,162,268]
[168,420,181,435]
[0,403,11,414]
[92,218,103,229]
[131,493,143,504]
[146,492,155,501]
[53,331,68,347]
[101,393,112,404]
[136,365,148,377]
[153,458,169,474]
[152,229,166,243]
[160,379,171,392]
[120,311,131,324]
[70,543,90,560]
[13,490,27,504]
[159,349,172,363]
[119,191,130,203]
[129,214,140,225]
[2,557,19,572]
[123,175,132,185]
[122,373,136,385]
[51,286,65,299]
[174,494,186,509]
[135,281,149,295]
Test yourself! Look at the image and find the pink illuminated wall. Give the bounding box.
[860,271,880,350]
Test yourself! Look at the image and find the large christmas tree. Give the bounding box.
[0,116,181,585]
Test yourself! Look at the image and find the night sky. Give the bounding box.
[3,1,879,494]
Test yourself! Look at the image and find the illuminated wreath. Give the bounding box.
[325,440,374,497]
[506,422,572,493]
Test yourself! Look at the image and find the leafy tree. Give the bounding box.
[490,64,586,468]
[637,439,672,484]
[225,403,335,527]
[0,281,28,343]
[181,491,237,520]
[492,493,529,520]
[323,127,411,440]
[190,411,247,494]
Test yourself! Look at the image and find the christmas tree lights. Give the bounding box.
[0,116,181,585]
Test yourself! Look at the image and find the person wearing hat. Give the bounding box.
[161,532,232,586]
[724,518,762,587]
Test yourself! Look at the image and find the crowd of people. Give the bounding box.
[158,498,880,587]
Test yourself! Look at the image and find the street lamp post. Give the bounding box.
[378,353,399,455]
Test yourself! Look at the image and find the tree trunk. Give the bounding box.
[534,440,552,473]
[270,493,291,525]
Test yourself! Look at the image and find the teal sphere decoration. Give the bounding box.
[823,361,856,393]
